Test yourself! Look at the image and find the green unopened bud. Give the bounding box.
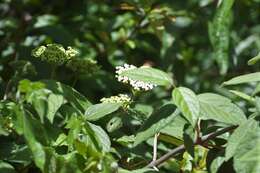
[66,58,99,77]
[32,45,46,57]
[31,44,77,65]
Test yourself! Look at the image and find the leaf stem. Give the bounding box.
[147,125,237,168]
[50,64,57,79]
[72,75,78,87]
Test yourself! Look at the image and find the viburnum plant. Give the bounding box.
[0,43,259,173]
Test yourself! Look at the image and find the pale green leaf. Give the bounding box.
[229,90,255,102]
[87,122,111,152]
[172,87,199,126]
[225,119,260,173]
[222,72,260,86]
[225,119,258,161]
[198,93,246,125]
[46,93,64,123]
[85,103,121,121]
[121,67,173,86]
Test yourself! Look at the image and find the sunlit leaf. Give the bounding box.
[121,67,173,86]
[85,103,121,121]
[222,72,260,86]
[198,93,246,125]
[172,87,200,127]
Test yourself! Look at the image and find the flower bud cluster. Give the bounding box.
[115,64,156,91]
[100,94,131,109]
[66,58,99,77]
[31,44,78,65]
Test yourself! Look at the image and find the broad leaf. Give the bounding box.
[23,111,46,170]
[172,87,199,127]
[28,89,64,123]
[222,72,260,86]
[161,115,188,140]
[86,122,111,152]
[225,119,260,173]
[134,104,180,146]
[46,93,64,123]
[225,119,259,161]
[120,67,173,86]
[198,93,246,125]
[85,103,121,121]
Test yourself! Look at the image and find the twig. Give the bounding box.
[152,133,160,171]
[3,79,12,100]
[50,65,57,79]
[72,75,78,88]
[147,125,237,168]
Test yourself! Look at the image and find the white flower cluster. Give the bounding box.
[115,64,156,91]
[65,46,78,57]
[100,94,131,109]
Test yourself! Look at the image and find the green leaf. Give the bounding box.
[225,119,259,161]
[248,52,260,65]
[106,116,123,132]
[222,72,260,86]
[22,110,46,170]
[86,122,111,152]
[229,90,255,102]
[161,115,188,141]
[209,155,225,173]
[28,89,49,122]
[85,103,121,121]
[120,67,173,86]
[46,93,64,123]
[253,83,260,95]
[208,0,234,74]
[234,144,260,173]
[172,87,200,127]
[0,142,31,165]
[183,124,195,157]
[28,89,64,123]
[225,119,260,173]
[134,104,179,146]
[0,161,16,173]
[198,93,246,125]
[43,80,92,113]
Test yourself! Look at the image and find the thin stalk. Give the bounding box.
[72,75,78,87]
[147,125,237,168]
[50,65,57,79]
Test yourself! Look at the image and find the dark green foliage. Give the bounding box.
[0,0,259,173]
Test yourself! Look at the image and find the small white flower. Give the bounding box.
[115,64,156,91]
[100,94,131,109]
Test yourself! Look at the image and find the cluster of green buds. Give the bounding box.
[3,116,13,133]
[100,94,131,109]
[31,44,78,65]
[66,58,100,77]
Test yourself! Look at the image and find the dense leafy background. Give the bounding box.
[0,0,259,173]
